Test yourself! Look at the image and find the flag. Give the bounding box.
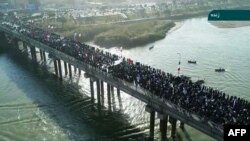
[128,58,133,65]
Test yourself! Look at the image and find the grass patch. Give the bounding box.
[93,20,175,48]
[39,19,175,48]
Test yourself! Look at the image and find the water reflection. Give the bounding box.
[0,47,148,141]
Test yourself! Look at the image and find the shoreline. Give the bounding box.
[93,20,176,48]
[53,4,250,48]
[209,21,250,28]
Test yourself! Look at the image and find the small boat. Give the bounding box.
[188,60,197,64]
[149,45,154,50]
[215,68,225,72]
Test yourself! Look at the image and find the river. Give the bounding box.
[0,18,249,141]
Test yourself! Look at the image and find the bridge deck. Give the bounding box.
[0,25,223,141]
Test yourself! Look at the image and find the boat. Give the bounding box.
[149,45,154,50]
[215,68,225,72]
[188,60,197,64]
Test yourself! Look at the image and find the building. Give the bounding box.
[26,0,39,11]
[0,0,12,12]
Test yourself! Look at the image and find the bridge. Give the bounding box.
[0,24,223,141]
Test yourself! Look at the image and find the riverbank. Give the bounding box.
[93,20,175,48]
[53,20,175,48]
[209,21,250,28]
[37,3,250,48]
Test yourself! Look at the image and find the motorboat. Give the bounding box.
[149,45,154,50]
[215,68,225,72]
[188,60,197,64]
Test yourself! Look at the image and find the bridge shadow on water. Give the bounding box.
[176,128,193,141]
[1,44,149,141]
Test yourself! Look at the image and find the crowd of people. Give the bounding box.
[1,15,249,126]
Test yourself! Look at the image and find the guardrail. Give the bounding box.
[0,25,223,141]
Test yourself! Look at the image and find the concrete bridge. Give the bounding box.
[0,25,223,141]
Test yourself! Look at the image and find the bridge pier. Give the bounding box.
[180,121,184,130]
[39,49,43,61]
[57,59,63,80]
[74,65,77,73]
[117,88,120,96]
[68,63,72,78]
[30,46,37,62]
[146,106,155,141]
[100,80,104,105]
[64,61,68,75]
[30,46,33,60]
[158,113,168,141]
[107,83,111,110]
[111,87,116,111]
[149,111,155,140]
[53,59,58,77]
[169,117,177,141]
[90,79,94,103]
[42,51,46,62]
[78,68,81,75]
[117,89,123,109]
[33,47,37,62]
[111,86,114,94]
[96,79,101,106]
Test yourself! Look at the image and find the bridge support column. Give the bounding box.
[68,63,72,78]
[158,113,168,141]
[149,111,155,140]
[42,51,46,62]
[30,46,37,62]
[107,83,111,110]
[180,121,184,130]
[90,79,94,103]
[74,66,77,73]
[78,68,81,75]
[30,47,33,60]
[117,88,120,96]
[64,61,68,75]
[39,49,43,61]
[169,117,177,141]
[111,86,114,94]
[53,59,58,77]
[100,80,104,104]
[33,47,37,62]
[57,59,63,80]
[96,80,101,106]
[117,89,122,109]
[146,106,155,141]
